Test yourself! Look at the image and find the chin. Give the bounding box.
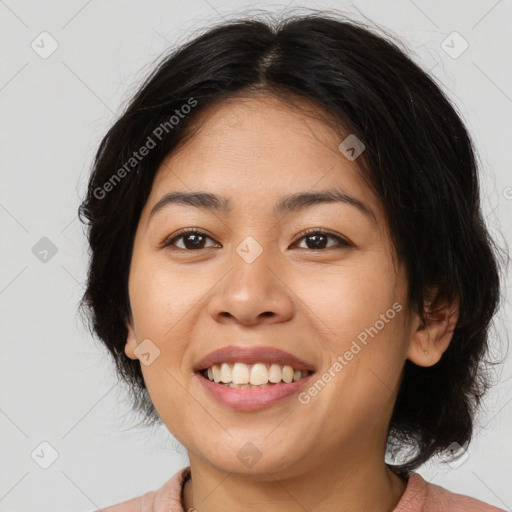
[195,440,308,478]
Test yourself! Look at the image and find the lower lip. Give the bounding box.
[195,372,314,411]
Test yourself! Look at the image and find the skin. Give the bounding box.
[124,93,459,512]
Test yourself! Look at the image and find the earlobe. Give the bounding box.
[124,318,139,360]
[406,292,459,368]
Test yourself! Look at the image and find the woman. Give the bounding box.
[78,10,506,512]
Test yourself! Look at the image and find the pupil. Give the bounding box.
[185,234,204,249]
[307,234,326,249]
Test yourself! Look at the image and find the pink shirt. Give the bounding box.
[97,466,506,511]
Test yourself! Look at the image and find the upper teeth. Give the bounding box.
[205,362,309,385]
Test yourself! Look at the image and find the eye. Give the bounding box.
[162,229,220,250]
[161,228,352,251]
[292,228,353,250]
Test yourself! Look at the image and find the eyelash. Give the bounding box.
[161,227,352,251]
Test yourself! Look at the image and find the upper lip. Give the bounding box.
[193,345,317,373]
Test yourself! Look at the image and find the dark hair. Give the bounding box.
[77,9,506,475]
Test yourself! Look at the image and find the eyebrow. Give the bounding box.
[148,188,375,223]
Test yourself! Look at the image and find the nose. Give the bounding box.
[207,248,295,326]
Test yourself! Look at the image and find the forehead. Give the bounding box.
[145,93,382,223]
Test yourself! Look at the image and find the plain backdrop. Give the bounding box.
[1,1,511,510]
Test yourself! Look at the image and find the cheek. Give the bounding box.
[129,258,204,337]
[131,263,197,424]
[127,264,201,407]
[291,258,406,404]
[291,259,401,348]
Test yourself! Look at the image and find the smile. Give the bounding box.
[201,362,312,388]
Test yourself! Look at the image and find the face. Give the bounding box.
[125,93,417,478]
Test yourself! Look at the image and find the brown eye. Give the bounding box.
[163,229,219,250]
[293,229,352,250]
[162,228,352,251]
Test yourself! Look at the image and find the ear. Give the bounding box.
[406,289,459,367]
[124,315,139,360]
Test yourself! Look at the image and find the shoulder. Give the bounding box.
[95,466,191,512]
[394,471,506,512]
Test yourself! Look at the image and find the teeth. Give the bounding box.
[232,362,250,385]
[268,363,282,383]
[250,363,268,385]
[282,365,294,383]
[204,362,310,386]
[212,365,221,383]
[220,363,232,383]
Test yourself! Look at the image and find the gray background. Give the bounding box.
[1,1,511,510]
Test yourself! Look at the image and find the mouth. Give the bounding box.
[192,345,316,410]
[197,363,313,389]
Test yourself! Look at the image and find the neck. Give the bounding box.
[182,451,407,512]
